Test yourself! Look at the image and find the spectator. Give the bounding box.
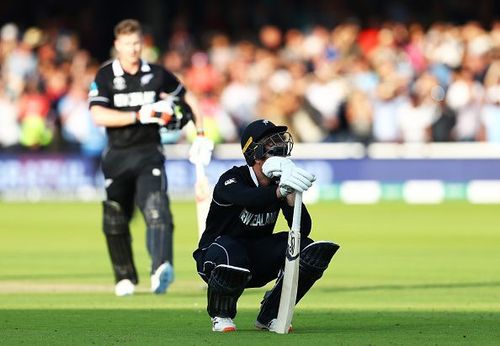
[446,67,484,141]
[220,59,260,136]
[189,91,238,144]
[17,78,52,149]
[430,85,457,142]
[0,82,20,150]
[345,89,373,144]
[304,61,348,142]
[478,61,500,142]
[3,26,38,99]
[1,18,500,150]
[398,73,440,143]
[184,51,222,94]
[58,70,106,156]
[208,33,233,75]
[371,59,407,142]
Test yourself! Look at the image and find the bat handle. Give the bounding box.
[291,192,302,232]
[195,160,204,179]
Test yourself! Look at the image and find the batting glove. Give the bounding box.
[189,135,214,166]
[278,165,316,196]
[137,99,174,125]
[262,157,295,179]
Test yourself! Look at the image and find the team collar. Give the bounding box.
[112,59,151,76]
[247,165,259,187]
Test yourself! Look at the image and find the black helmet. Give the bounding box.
[240,119,293,166]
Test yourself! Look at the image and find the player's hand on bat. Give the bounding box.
[263,157,315,196]
[189,135,214,166]
[278,167,315,197]
[262,156,296,178]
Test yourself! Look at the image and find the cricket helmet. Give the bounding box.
[240,119,293,166]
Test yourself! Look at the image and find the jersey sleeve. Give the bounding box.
[162,68,186,97]
[213,171,278,208]
[88,69,111,107]
[281,201,312,237]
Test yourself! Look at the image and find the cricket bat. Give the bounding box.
[194,159,212,239]
[275,191,302,334]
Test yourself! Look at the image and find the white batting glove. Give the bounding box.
[279,166,316,196]
[293,166,316,185]
[280,168,314,191]
[137,99,175,125]
[278,183,294,197]
[263,157,315,186]
[189,135,214,166]
[263,157,315,196]
[262,156,295,178]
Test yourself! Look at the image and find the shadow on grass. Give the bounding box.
[320,281,500,293]
[1,309,500,345]
[0,273,111,280]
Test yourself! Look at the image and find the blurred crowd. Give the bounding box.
[1,19,500,155]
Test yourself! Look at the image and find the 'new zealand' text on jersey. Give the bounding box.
[88,59,184,148]
[196,165,312,250]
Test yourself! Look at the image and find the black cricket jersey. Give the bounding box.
[197,165,312,250]
[88,59,184,148]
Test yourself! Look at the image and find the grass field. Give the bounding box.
[1,201,500,345]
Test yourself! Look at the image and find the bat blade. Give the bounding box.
[195,161,212,239]
[275,192,302,334]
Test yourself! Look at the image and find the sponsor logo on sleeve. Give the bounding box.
[88,82,98,97]
[224,178,236,186]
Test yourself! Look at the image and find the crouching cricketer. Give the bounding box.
[192,119,340,332]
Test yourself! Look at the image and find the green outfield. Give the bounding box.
[1,201,499,345]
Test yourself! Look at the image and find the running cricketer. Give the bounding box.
[89,19,210,296]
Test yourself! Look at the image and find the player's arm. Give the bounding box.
[281,201,312,237]
[261,157,314,236]
[90,101,168,128]
[89,78,169,127]
[90,105,137,127]
[214,172,279,208]
[161,69,205,134]
[184,91,205,135]
[88,69,137,127]
[162,69,214,167]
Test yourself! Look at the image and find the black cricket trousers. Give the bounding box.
[195,232,313,288]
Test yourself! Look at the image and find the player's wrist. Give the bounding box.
[276,186,285,199]
[132,111,138,124]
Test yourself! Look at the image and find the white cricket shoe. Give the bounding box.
[255,319,292,333]
[151,261,174,294]
[115,279,135,297]
[211,317,236,332]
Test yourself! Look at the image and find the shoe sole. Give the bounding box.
[115,292,133,297]
[255,322,292,333]
[213,327,236,332]
[115,280,135,296]
[255,322,267,330]
[154,263,174,294]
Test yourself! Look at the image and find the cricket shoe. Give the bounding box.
[151,261,174,294]
[211,317,236,332]
[115,279,135,297]
[255,319,292,333]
